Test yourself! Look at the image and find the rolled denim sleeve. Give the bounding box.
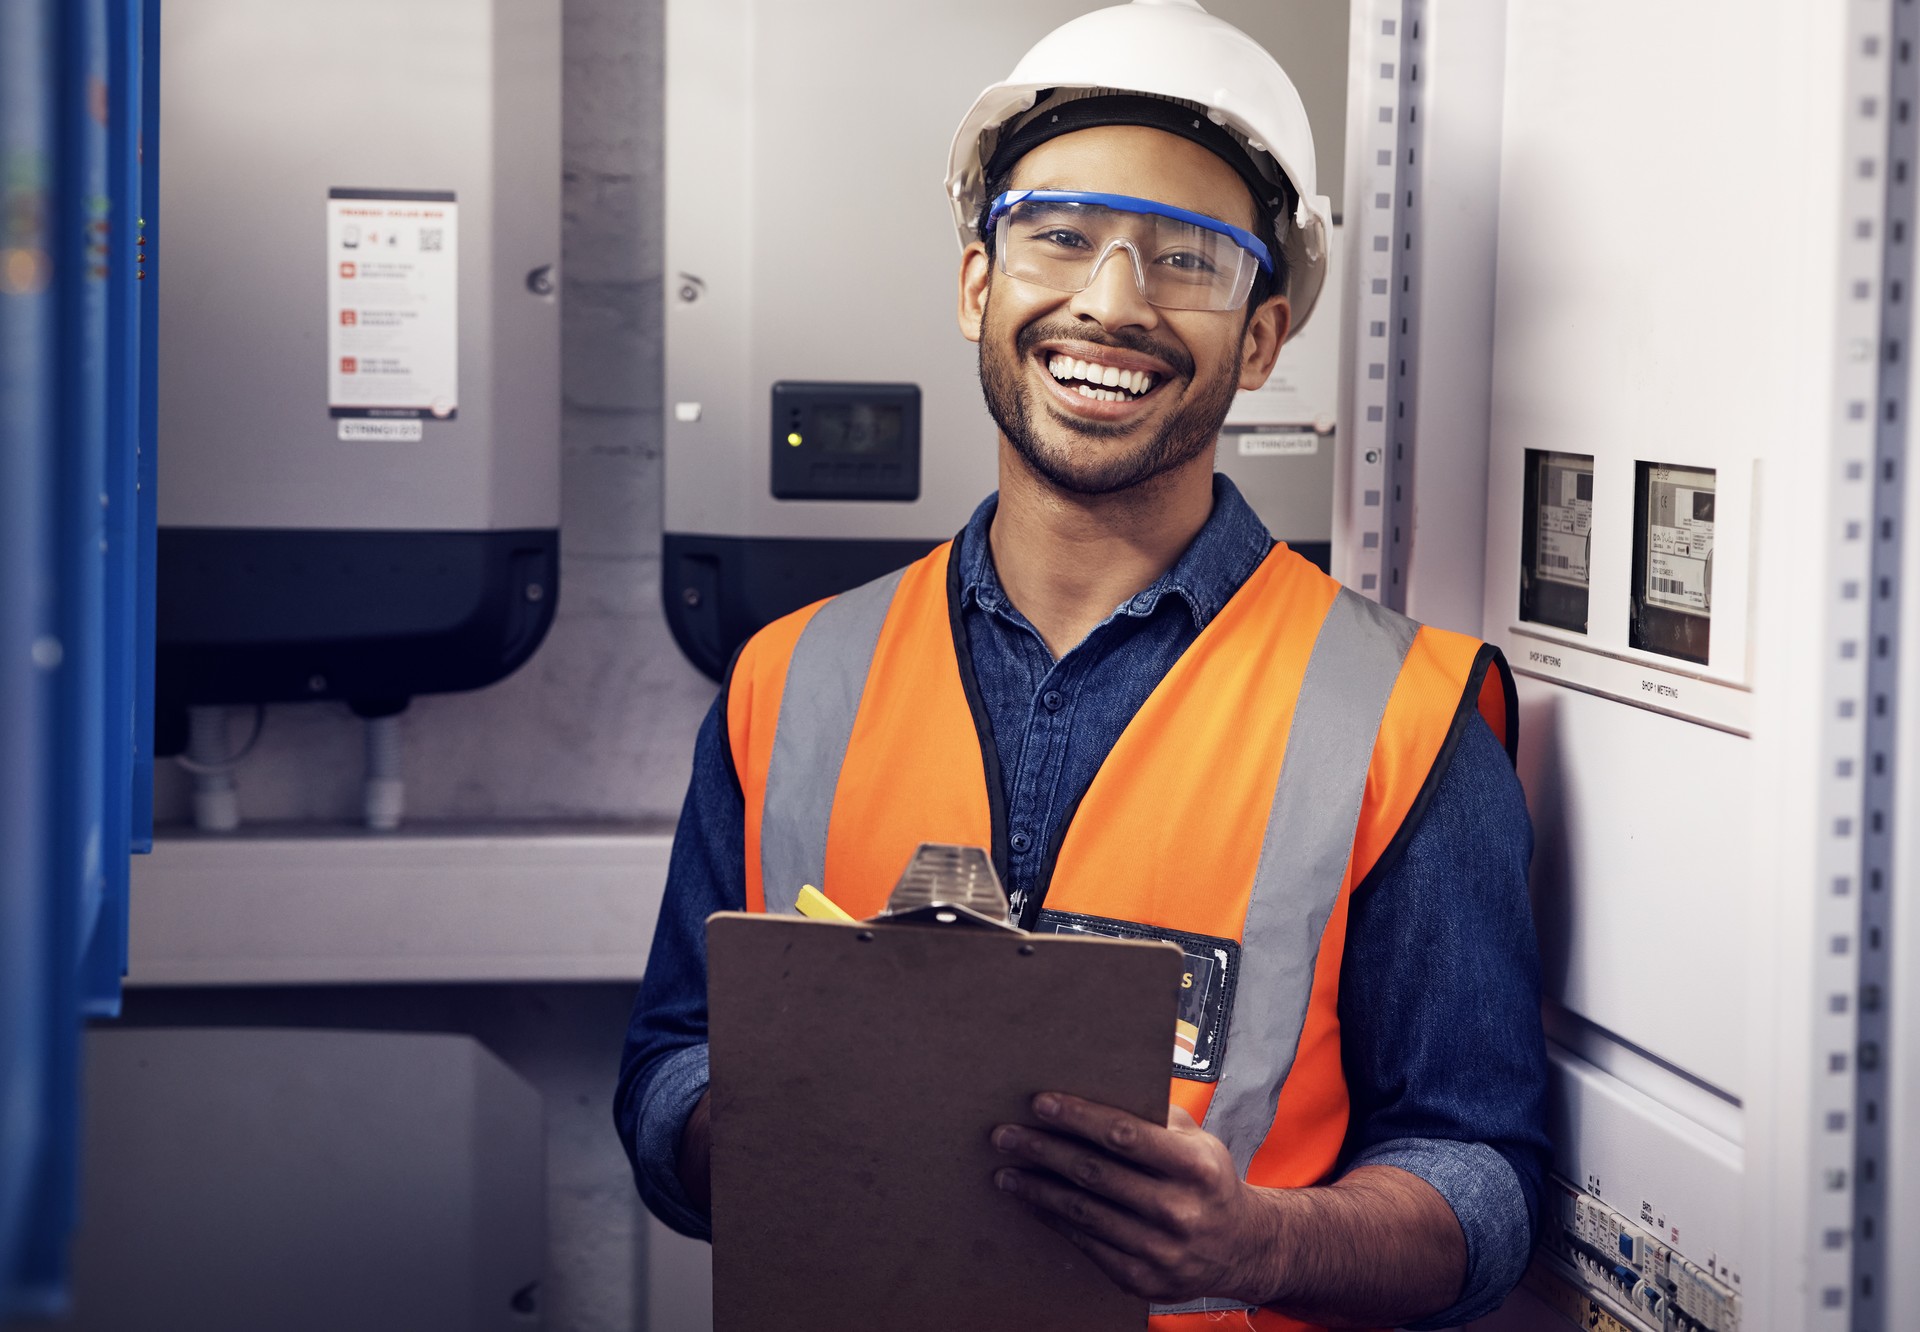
[1336,715,1551,1328]
[613,695,741,1239]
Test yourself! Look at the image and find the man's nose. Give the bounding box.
[1068,239,1160,331]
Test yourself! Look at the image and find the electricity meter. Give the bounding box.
[1520,450,1594,634]
[1630,462,1714,665]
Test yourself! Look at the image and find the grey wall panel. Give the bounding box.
[151,0,716,827]
[77,985,652,1332]
[156,0,560,533]
[63,1028,544,1332]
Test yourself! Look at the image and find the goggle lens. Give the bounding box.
[991,195,1264,313]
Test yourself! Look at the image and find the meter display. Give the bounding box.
[1519,450,1593,633]
[813,402,905,456]
[769,381,921,502]
[1630,462,1714,664]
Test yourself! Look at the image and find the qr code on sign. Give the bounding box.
[420,228,443,252]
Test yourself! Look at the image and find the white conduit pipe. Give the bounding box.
[184,704,241,833]
[363,713,404,831]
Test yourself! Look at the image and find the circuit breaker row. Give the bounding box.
[1539,1176,1741,1332]
[1520,452,1715,666]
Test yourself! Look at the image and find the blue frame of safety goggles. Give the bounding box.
[986,189,1274,313]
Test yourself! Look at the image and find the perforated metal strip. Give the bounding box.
[1818,3,1904,1328]
[1346,0,1422,610]
[1852,2,1915,1326]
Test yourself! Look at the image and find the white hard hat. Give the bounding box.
[946,0,1331,338]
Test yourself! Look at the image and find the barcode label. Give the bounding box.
[1653,576,1687,595]
[420,227,443,252]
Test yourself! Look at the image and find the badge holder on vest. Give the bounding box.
[704,844,1185,1332]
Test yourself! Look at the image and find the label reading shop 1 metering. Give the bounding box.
[1643,465,1715,615]
[1535,454,1593,587]
[326,188,459,423]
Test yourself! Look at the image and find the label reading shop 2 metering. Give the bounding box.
[1643,466,1715,615]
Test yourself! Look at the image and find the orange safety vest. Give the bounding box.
[725,539,1515,1330]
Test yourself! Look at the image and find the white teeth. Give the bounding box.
[1047,353,1157,398]
[1072,383,1123,403]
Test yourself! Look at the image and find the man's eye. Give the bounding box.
[1158,250,1218,274]
[1031,228,1092,250]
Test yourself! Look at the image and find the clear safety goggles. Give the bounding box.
[987,189,1273,313]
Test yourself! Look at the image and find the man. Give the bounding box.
[617,2,1549,1327]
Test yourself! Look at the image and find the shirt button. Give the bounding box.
[1010,830,1032,854]
[1042,689,1064,712]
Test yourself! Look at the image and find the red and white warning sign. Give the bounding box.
[326,188,458,423]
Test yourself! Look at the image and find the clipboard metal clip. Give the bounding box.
[875,843,1019,933]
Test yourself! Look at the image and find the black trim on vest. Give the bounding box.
[716,640,749,801]
[1349,643,1517,906]
[1023,786,1090,931]
[945,535,1013,889]
[1491,648,1520,766]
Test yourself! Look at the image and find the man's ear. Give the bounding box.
[1237,294,1292,392]
[958,241,992,343]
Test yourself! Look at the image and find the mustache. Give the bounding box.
[1012,318,1194,383]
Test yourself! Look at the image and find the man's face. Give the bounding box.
[959,124,1290,496]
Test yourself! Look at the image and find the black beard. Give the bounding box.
[977,300,1239,497]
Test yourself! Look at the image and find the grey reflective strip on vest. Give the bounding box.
[758,568,907,915]
[1153,589,1418,1320]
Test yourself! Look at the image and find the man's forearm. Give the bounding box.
[1237,1164,1465,1328]
[676,1090,713,1216]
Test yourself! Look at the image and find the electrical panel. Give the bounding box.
[1538,1176,1741,1332]
[153,0,561,724]
[1344,1,1919,1329]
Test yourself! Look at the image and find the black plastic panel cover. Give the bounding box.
[157,527,559,720]
[664,532,940,681]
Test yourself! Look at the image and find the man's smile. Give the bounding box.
[1028,338,1180,424]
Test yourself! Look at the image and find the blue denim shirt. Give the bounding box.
[616,476,1550,1327]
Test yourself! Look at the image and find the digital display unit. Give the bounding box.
[770,381,921,501]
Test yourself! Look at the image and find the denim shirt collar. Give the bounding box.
[955,473,1274,633]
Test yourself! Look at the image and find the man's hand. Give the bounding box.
[991,1092,1468,1326]
[990,1092,1283,1306]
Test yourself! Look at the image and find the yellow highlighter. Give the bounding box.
[794,884,855,922]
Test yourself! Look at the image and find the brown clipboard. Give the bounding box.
[706,911,1184,1332]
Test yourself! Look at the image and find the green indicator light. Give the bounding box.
[787,432,803,447]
